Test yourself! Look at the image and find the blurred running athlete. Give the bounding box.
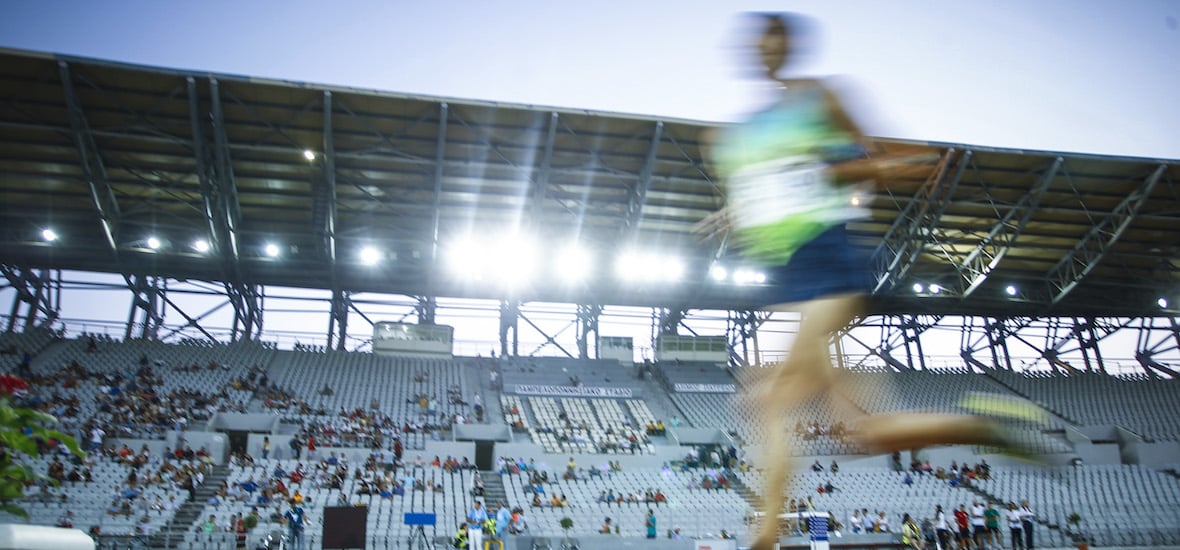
[703,13,1044,550]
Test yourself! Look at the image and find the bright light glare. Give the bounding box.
[1005,285,1018,296]
[1159,297,1169,309]
[709,265,728,282]
[912,283,925,293]
[615,252,685,283]
[41,228,57,242]
[447,234,538,286]
[930,283,942,294]
[193,239,210,253]
[303,149,315,161]
[359,246,382,265]
[264,243,280,258]
[146,237,161,250]
[733,269,767,285]
[555,246,593,283]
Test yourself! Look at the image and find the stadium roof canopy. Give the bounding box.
[1,48,1177,318]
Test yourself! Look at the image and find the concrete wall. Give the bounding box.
[209,413,281,433]
[490,443,695,471]
[1123,440,1180,468]
[1073,442,1121,465]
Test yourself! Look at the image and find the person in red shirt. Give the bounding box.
[954,504,972,548]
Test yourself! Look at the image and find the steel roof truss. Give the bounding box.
[1045,164,1167,305]
[59,61,120,254]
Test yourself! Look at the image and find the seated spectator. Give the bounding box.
[599,518,613,534]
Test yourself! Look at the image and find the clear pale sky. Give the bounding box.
[2,1,1177,367]
[2,0,1178,159]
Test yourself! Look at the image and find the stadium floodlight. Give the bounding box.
[445,237,484,280]
[41,228,58,242]
[555,245,593,284]
[1005,285,1018,296]
[616,251,686,283]
[929,283,942,294]
[359,246,382,266]
[1159,297,1169,309]
[912,283,924,293]
[709,265,728,282]
[303,149,316,161]
[193,239,210,253]
[491,234,539,287]
[264,243,280,258]
[733,269,766,286]
[146,236,161,250]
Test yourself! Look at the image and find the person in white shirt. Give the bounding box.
[1019,500,1036,549]
[934,505,951,550]
[1006,502,1025,549]
[971,500,987,548]
[849,510,863,534]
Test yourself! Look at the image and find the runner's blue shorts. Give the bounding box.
[757,224,873,307]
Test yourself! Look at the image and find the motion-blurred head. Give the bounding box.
[746,12,815,80]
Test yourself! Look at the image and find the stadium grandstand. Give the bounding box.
[0,48,1178,550]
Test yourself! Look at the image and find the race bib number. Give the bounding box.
[727,157,834,229]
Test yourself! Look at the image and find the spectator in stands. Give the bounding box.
[971,500,987,548]
[901,514,923,549]
[1019,500,1036,549]
[600,517,613,534]
[289,435,302,459]
[810,460,824,473]
[985,502,1001,548]
[283,502,307,550]
[903,472,914,486]
[934,505,952,550]
[262,436,270,460]
[509,507,528,534]
[954,505,971,548]
[1006,502,1025,549]
[47,457,65,482]
[467,500,488,550]
[645,509,657,539]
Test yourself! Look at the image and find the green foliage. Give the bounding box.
[0,393,85,521]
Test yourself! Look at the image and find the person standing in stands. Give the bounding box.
[288,435,302,460]
[262,437,270,460]
[901,514,923,550]
[1019,500,1036,549]
[1006,502,1025,549]
[985,502,1002,549]
[645,509,657,539]
[283,501,306,550]
[703,14,1047,549]
[467,500,488,550]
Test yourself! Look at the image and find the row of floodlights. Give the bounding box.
[913,280,1172,309]
[443,234,768,288]
[38,228,769,286]
[40,228,385,266]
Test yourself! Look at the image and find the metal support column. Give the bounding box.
[124,274,165,341]
[499,299,520,358]
[59,61,120,254]
[727,310,767,368]
[575,304,603,359]
[1,266,61,332]
[327,289,350,351]
[416,296,437,325]
[225,282,264,342]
